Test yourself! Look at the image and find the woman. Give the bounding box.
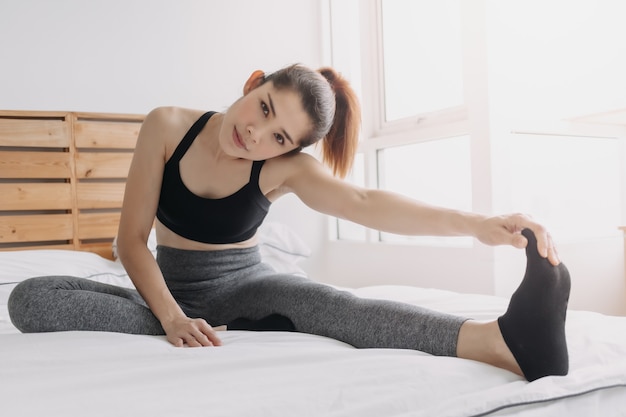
[8,64,570,382]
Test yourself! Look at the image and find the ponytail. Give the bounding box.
[317,67,361,178]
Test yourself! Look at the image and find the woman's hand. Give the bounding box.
[162,315,224,348]
[475,213,560,266]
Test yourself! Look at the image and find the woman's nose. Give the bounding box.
[247,125,261,144]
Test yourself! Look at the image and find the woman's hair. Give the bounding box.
[262,64,361,178]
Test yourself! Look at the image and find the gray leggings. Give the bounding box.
[8,245,466,356]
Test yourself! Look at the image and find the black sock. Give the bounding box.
[497,228,571,381]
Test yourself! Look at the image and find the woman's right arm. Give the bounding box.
[116,107,222,347]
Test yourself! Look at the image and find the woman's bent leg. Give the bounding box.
[8,276,164,335]
[156,244,465,356]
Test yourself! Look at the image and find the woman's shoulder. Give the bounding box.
[264,151,332,188]
[140,107,214,151]
[267,151,321,172]
[260,152,317,200]
[144,106,207,129]
[131,108,209,164]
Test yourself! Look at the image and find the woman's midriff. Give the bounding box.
[154,219,258,252]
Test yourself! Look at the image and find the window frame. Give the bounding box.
[327,0,481,244]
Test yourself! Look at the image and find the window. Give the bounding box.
[336,153,368,241]
[508,133,621,241]
[380,0,464,121]
[329,0,625,246]
[331,0,472,245]
[377,135,473,246]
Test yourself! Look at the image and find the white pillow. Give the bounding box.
[0,249,134,329]
[0,249,131,285]
[257,222,311,276]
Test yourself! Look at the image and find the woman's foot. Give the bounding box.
[458,229,570,381]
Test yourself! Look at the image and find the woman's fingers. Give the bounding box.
[478,213,561,266]
[185,336,204,348]
[164,317,224,348]
[197,320,223,346]
[183,320,222,347]
[517,218,561,266]
[167,335,184,348]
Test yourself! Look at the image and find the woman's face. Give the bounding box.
[219,80,313,161]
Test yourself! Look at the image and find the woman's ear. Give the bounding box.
[243,70,266,95]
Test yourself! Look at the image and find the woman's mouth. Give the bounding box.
[233,128,247,150]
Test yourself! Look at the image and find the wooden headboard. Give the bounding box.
[0,110,144,259]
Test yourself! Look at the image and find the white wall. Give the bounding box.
[0,0,330,276]
[0,0,322,114]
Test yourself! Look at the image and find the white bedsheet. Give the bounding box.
[1,250,626,416]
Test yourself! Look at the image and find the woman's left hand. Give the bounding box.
[475,213,560,266]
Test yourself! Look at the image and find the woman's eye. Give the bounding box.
[274,134,285,145]
[261,101,269,117]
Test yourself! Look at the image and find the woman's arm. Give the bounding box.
[284,154,484,235]
[281,153,559,265]
[116,107,222,347]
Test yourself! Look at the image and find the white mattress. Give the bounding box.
[1,249,626,416]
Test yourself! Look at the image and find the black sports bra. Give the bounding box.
[156,111,271,244]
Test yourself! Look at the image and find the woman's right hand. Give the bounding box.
[162,315,223,347]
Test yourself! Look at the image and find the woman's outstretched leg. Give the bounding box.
[8,276,164,335]
[458,228,571,381]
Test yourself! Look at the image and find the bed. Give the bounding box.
[1,110,626,416]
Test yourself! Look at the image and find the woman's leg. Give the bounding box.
[156,231,570,381]
[8,276,164,335]
[457,320,522,375]
[221,274,467,356]
[459,229,570,381]
[221,229,570,381]
[156,245,466,355]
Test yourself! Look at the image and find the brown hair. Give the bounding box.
[263,64,361,178]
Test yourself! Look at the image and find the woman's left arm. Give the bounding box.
[282,154,559,265]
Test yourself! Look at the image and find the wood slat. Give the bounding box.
[0,118,69,147]
[0,110,69,118]
[75,120,141,149]
[0,214,73,243]
[78,212,121,240]
[75,112,144,122]
[0,183,72,210]
[0,151,71,178]
[0,243,75,252]
[80,242,115,260]
[0,111,146,255]
[75,152,133,178]
[76,182,126,209]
